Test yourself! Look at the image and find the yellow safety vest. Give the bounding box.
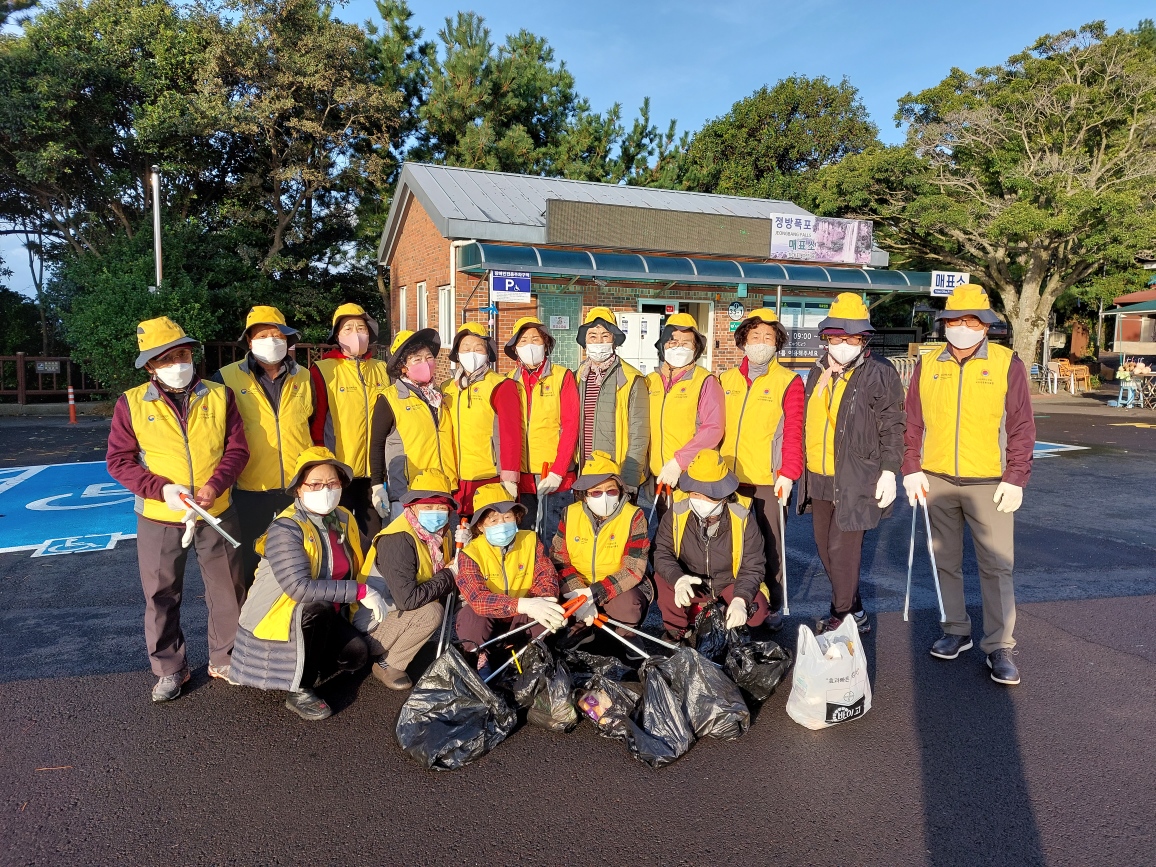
[443,371,520,481]
[720,361,798,486]
[805,369,855,476]
[314,356,390,478]
[361,512,452,585]
[562,500,640,585]
[510,361,572,473]
[918,343,1013,479]
[668,491,771,601]
[646,365,713,475]
[125,380,232,522]
[252,505,366,642]
[218,360,313,491]
[462,529,538,598]
[382,381,459,489]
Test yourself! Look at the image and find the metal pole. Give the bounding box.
[151,165,162,288]
[775,284,783,318]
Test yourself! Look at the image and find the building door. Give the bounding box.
[536,294,583,370]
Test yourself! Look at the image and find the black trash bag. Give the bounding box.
[661,647,750,741]
[725,639,792,703]
[561,649,634,688]
[500,640,578,733]
[575,675,640,741]
[503,640,554,709]
[624,658,695,768]
[692,602,730,664]
[395,646,517,771]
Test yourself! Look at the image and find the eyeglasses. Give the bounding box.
[944,317,986,330]
[823,335,866,346]
[300,482,342,492]
[584,488,621,499]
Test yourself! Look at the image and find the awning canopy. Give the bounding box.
[458,242,932,293]
[1106,299,1156,315]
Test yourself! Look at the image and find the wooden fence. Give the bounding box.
[0,354,106,405]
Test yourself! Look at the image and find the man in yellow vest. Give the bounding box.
[504,316,579,542]
[106,317,249,702]
[309,303,390,537]
[575,307,649,496]
[653,449,769,642]
[902,285,1035,686]
[646,313,725,522]
[214,305,313,586]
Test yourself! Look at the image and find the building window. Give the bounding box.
[398,286,407,331]
[417,282,428,329]
[438,285,454,346]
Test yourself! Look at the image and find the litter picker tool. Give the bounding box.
[598,615,724,668]
[590,614,650,659]
[471,595,588,652]
[903,496,946,623]
[484,642,533,684]
[903,501,918,621]
[535,461,549,534]
[778,500,790,616]
[648,483,671,524]
[177,492,241,548]
[437,518,469,658]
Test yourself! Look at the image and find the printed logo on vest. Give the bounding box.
[981,369,990,377]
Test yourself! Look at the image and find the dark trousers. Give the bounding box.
[340,477,382,539]
[655,576,770,635]
[299,602,369,690]
[739,483,785,612]
[232,488,293,589]
[136,508,245,677]
[517,490,571,548]
[811,498,865,618]
[455,605,546,650]
[599,585,648,629]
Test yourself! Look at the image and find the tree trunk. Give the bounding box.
[1010,305,1046,366]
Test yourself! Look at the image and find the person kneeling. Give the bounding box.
[358,469,459,690]
[455,483,563,678]
[230,447,388,721]
[551,452,650,643]
[654,449,770,642]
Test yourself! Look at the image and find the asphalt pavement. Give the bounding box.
[1,401,1154,866]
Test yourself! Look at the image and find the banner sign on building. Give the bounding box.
[490,270,533,304]
[930,271,970,297]
[769,213,874,265]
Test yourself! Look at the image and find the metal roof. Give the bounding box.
[1106,299,1156,315]
[378,162,816,265]
[459,242,929,293]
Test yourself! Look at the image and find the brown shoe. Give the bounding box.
[371,661,412,690]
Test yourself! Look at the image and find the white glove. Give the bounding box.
[773,475,793,506]
[536,472,563,496]
[516,596,566,631]
[455,526,472,546]
[993,481,1024,514]
[725,596,748,630]
[903,471,929,506]
[359,586,388,624]
[875,470,897,509]
[163,483,192,512]
[673,574,702,608]
[501,479,519,499]
[445,560,459,578]
[370,484,389,519]
[564,587,597,626]
[657,458,682,489]
[180,510,196,549]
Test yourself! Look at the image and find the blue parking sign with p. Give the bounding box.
[490,270,533,304]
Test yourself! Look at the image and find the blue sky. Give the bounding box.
[4,0,1150,296]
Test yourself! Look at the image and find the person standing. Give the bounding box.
[504,316,579,543]
[797,294,905,635]
[106,317,249,702]
[309,303,390,537]
[645,313,724,521]
[369,328,458,522]
[902,284,1035,686]
[719,308,804,629]
[574,307,649,497]
[215,305,314,587]
[441,322,524,517]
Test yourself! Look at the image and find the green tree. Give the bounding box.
[812,22,1156,360]
[676,76,878,203]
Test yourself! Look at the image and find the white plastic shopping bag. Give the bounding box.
[786,614,872,730]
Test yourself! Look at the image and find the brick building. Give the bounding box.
[378,163,935,378]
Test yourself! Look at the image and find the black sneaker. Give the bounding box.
[762,611,784,633]
[986,648,1021,685]
[284,688,332,721]
[929,633,973,659]
[151,668,190,703]
[852,610,872,635]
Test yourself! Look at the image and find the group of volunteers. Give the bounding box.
[106,282,1035,722]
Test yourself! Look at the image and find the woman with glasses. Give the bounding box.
[550,452,651,641]
[797,294,905,634]
[230,447,389,721]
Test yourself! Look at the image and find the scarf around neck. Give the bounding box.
[404,508,447,573]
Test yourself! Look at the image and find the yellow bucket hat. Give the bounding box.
[468,482,526,528]
[679,449,739,499]
[387,328,441,378]
[938,283,999,324]
[734,307,782,347]
[573,450,623,491]
[135,316,199,369]
[655,312,706,361]
[818,292,874,335]
[237,305,299,342]
[503,315,554,360]
[328,302,380,343]
[449,321,497,363]
[401,468,458,507]
[577,306,625,347]
[285,445,354,492]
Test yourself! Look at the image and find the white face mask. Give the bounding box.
[251,337,287,365]
[665,346,695,368]
[745,343,776,366]
[516,343,546,368]
[828,342,862,366]
[944,325,986,350]
[154,362,194,390]
[587,493,620,518]
[586,343,614,363]
[301,488,341,516]
[459,351,489,374]
[689,498,724,519]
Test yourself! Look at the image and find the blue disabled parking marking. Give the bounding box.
[1033,441,1089,458]
[0,461,137,556]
